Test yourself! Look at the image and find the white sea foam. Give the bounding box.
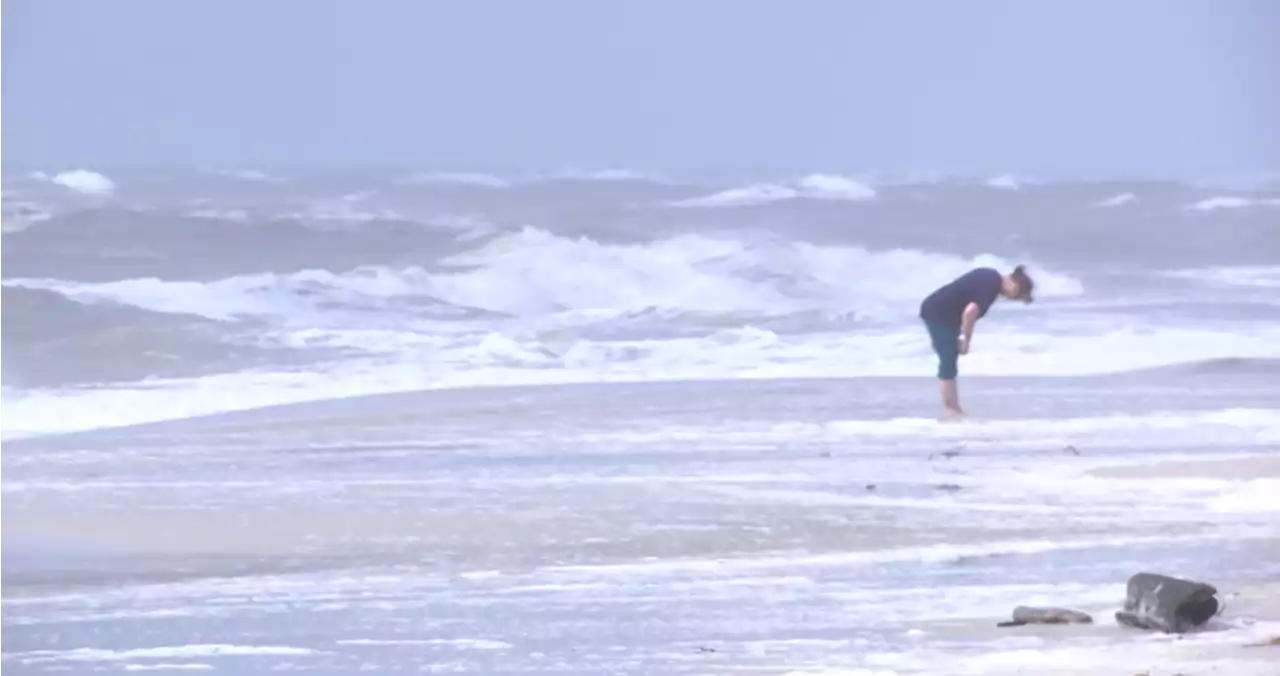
[0,200,53,231]
[46,169,116,195]
[185,207,252,222]
[984,174,1031,190]
[822,407,1280,440]
[122,665,214,671]
[1095,192,1137,207]
[1186,195,1280,211]
[1206,480,1280,513]
[336,638,511,649]
[673,174,877,207]
[16,644,317,664]
[780,669,900,676]
[211,168,282,182]
[1165,265,1280,289]
[858,622,1280,676]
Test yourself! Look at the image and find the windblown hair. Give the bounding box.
[1010,265,1035,302]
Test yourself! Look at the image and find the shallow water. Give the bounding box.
[4,373,1278,674]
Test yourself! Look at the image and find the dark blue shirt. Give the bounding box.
[919,267,1002,326]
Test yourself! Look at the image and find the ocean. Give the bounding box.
[2,167,1279,674]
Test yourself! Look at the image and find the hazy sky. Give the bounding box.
[4,0,1277,176]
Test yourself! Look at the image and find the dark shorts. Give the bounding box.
[923,320,960,380]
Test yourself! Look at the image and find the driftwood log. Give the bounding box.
[1114,572,1219,633]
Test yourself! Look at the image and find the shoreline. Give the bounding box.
[7,362,1279,443]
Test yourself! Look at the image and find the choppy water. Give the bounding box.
[3,167,1279,436]
[3,167,1280,674]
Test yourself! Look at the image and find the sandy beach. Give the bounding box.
[5,374,1279,674]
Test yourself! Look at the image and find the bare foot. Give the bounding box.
[943,408,966,422]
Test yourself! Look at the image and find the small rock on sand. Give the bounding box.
[996,606,1093,627]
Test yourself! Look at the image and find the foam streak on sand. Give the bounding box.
[14,644,317,664]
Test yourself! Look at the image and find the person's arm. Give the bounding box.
[959,302,980,353]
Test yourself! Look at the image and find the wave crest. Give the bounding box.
[40,169,116,196]
[673,174,877,207]
[6,228,1083,322]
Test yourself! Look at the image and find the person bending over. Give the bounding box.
[918,265,1034,419]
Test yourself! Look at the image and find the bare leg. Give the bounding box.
[939,379,964,419]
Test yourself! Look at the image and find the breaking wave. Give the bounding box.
[6,228,1082,323]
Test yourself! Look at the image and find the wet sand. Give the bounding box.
[1089,455,1280,480]
[4,375,1279,674]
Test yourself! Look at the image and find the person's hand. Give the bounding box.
[957,337,970,355]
